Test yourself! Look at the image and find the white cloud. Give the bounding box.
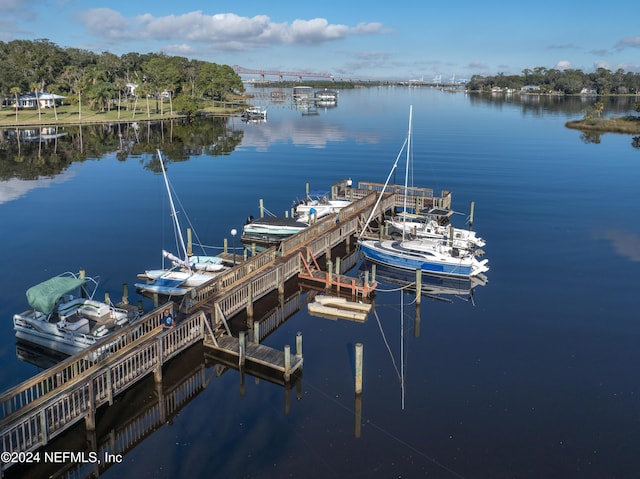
[78,9,384,51]
[616,35,640,49]
[555,60,571,70]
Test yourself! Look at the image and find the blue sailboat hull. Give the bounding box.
[359,240,475,278]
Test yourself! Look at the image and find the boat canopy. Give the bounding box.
[26,276,86,314]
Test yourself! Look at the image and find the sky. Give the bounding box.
[2,0,640,81]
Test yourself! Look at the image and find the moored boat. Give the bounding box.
[359,237,489,278]
[241,215,308,248]
[13,271,140,357]
[357,106,489,279]
[135,150,229,297]
[386,208,486,251]
[294,191,351,223]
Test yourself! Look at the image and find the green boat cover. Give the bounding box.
[26,276,87,314]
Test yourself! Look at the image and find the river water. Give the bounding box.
[0,87,639,478]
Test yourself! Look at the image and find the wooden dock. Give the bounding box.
[0,178,442,473]
[204,334,303,381]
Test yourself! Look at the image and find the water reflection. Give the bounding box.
[362,260,487,303]
[7,340,302,479]
[599,229,640,262]
[467,92,640,118]
[0,118,243,181]
[0,170,76,205]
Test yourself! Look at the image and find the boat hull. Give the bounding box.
[359,239,486,278]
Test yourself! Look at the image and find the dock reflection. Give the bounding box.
[8,338,301,479]
[361,260,487,303]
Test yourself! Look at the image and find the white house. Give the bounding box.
[13,92,66,108]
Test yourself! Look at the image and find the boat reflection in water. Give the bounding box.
[15,341,69,370]
[361,260,488,303]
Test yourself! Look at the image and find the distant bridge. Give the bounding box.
[233,65,333,81]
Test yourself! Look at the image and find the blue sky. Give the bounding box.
[2,0,640,80]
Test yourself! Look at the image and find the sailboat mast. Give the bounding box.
[401,105,413,243]
[157,150,190,266]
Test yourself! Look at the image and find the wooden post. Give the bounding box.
[296,332,303,357]
[153,292,159,308]
[469,200,475,231]
[40,409,48,444]
[449,225,455,248]
[415,269,422,305]
[104,291,110,305]
[253,322,260,344]
[187,227,193,256]
[85,380,96,432]
[284,345,291,382]
[355,343,363,394]
[277,266,284,295]
[80,268,86,298]
[336,257,341,275]
[414,302,421,338]
[121,283,129,305]
[247,283,254,318]
[239,331,246,367]
[305,182,309,198]
[371,264,376,283]
[326,260,333,289]
[223,237,228,254]
[259,198,264,218]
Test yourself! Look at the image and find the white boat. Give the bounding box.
[13,272,139,357]
[242,107,267,120]
[241,215,309,247]
[358,106,489,278]
[294,191,351,223]
[135,150,227,296]
[386,209,486,251]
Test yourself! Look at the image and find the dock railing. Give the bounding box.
[0,310,205,465]
[0,303,172,423]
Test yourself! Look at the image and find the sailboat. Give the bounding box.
[135,150,227,296]
[385,208,486,251]
[358,106,489,278]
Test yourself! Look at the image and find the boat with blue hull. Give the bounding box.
[358,105,489,279]
[359,238,488,278]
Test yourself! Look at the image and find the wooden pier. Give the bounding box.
[0,178,440,473]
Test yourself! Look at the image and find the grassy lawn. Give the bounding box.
[0,101,247,127]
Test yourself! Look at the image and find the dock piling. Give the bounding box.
[355,343,363,394]
[284,345,291,382]
[122,283,129,304]
[296,332,303,357]
[239,331,246,367]
[469,201,475,231]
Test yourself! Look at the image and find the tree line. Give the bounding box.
[466,67,640,95]
[0,39,244,117]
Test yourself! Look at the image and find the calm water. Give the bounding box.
[1,87,639,478]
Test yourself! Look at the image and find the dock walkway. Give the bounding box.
[0,179,440,473]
